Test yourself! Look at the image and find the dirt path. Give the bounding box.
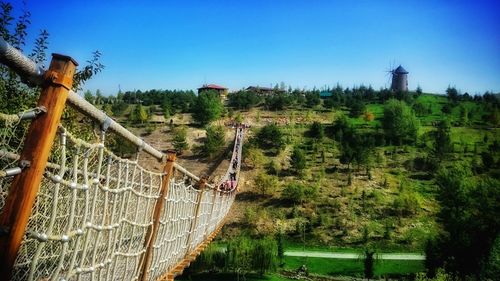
[284,250,425,260]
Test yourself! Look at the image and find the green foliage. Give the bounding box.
[349,100,366,118]
[226,236,253,274]
[282,183,305,204]
[281,183,317,204]
[431,120,453,160]
[276,232,285,265]
[193,90,223,125]
[364,250,375,279]
[251,237,278,276]
[266,160,280,176]
[130,104,149,123]
[72,50,105,92]
[308,121,324,140]
[228,91,262,109]
[254,172,279,196]
[0,2,45,113]
[172,126,189,154]
[446,86,459,103]
[290,146,306,173]
[265,94,292,110]
[111,101,128,116]
[225,236,277,277]
[256,124,285,151]
[425,163,500,278]
[245,147,265,168]
[200,125,225,159]
[305,92,320,107]
[382,99,419,145]
[392,190,421,217]
[234,112,243,123]
[483,235,500,279]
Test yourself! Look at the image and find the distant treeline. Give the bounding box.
[82,85,499,126]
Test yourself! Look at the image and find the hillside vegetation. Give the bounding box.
[83,86,500,279]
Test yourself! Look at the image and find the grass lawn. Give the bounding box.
[178,272,292,281]
[283,256,424,277]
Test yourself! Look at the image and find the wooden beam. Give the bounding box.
[139,150,177,281]
[0,54,77,279]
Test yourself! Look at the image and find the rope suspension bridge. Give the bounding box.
[0,37,244,281]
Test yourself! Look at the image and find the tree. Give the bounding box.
[349,100,366,117]
[265,94,291,110]
[364,250,375,280]
[200,125,225,159]
[172,126,188,154]
[425,163,500,278]
[245,147,265,168]
[254,173,279,196]
[382,99,419,145]
[84,90,94,103]
[226,236,252,278]
[251,237,278,276]
[192,90,223,125]
[290,146,306,173]
[416,85,423,95]
[392,190,421,217]
[483,235,500,279]
[281,183,317,204]
[459,105,469,126]
[432,120,453,160]
[0,1,102,114]
[305,92,320,107]
[111,101,128,116]
[308,121,324,139]
[276,231,285,266]
[228,91,261,109]
[446,86,459,103]
[281,183,305,204]
[130,104,148,123]
[256,124,285,151]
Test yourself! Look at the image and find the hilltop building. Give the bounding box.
[319,91,333,99]
[246,86,274,96]
[390,65,409,92]
[198,84,228,100]
[246,86,286,96]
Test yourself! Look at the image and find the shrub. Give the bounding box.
[192,90,223,125]
[382,99,420,145]
[200,125,225,159]
[290,146,307,173]
[172,126,189,154]
[256,124,285,151]
[281,183,317,204]
[308,121,325,139]
[254,173,279,196]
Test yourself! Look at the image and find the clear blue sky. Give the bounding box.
[14,0,500,95]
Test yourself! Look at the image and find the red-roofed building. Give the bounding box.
[198,84,228,100]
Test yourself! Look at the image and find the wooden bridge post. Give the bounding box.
[184,177,207,256]
[139,150,176,281]
[0,54,77,278]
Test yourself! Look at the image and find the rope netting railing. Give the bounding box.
[0,36,244,281]
[12,126,164,281]
[0,108,42,210]
[146,129,243,281]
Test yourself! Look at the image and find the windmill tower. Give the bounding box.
[390,65,409,92]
